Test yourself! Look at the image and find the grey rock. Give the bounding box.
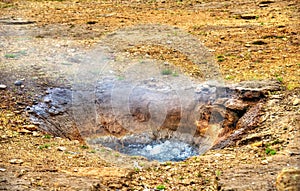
[0,84,7,89]
[14,80,23,86]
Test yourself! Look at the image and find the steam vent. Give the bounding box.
[27,25,282,161]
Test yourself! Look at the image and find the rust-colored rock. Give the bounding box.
[29,80,281,149]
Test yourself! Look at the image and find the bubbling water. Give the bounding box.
[88,134,199,162]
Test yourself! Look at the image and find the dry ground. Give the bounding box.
[0,0,299,190]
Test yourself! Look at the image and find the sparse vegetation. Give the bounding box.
[38,143,51,150]
[43,134,51,139]
[156,185,166,190]
[172,71,179,77]
[217,55,225,62]
[276,76,283,83]
[80,145,89,149]
[225,75,234,80]
[265,147,277,155]
[117,76,125,80]
[4,54,17,59]
[161,69,172,75]
[89,150,96,153]
[215,170,222,177]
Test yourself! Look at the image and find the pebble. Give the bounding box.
[292,98,299,106]
[9,159,24,164]
[18,129,32,134]
[23,125,37,131]
[261,160,268,165]
[14,80,23,86]
[0,168,6,172]
[0,84,7,89]
[57,146,67,151]
[166,40,172,44]
[251,141,263,147]
[32,131,41,137]
[214,153,222,157]
[259,4,269,8]
[44,98,51,103]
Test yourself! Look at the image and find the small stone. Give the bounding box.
[251,141,263,147]
[1,135,7,139]
[18,129,32,134]
[261,160,268,165]
[0,168,6,172]
[14,80,23,86]
[32,131,41,137]
[57,146,67,151]
[270,95,282,99]
[23,125,37,131]
[214,153,222,157]
[292,98,299,106]
[166,40,172,44]
[0,84,7,89]
[9,159,24,164]
[245,43,251,47]
[44,98,51,103]
[259,4,269,7]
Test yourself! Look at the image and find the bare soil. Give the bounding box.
[0,0,299,190]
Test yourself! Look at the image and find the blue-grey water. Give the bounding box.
[97,139,199,162]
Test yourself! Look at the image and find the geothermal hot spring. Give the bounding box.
[23,25,243,162]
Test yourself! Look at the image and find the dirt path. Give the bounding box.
[0,0,299,190]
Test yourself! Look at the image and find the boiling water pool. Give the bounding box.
[90,138,199,162]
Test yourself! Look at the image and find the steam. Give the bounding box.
[71,24,226,150]
[2,21,227,160]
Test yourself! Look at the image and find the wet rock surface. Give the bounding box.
[28,80,281,161]
[28,88,83,141]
